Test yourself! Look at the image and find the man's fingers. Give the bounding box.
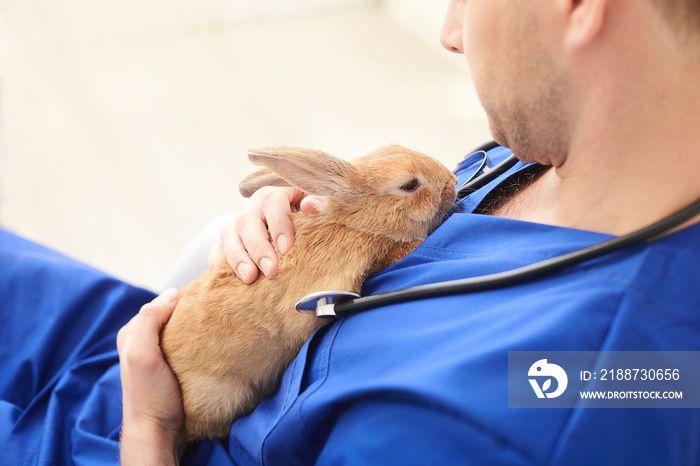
[139,288,179,324]
[235,187,293,280]
[260,189,297,256]
[225,216,267,283]
[119,289,179,369]
[300,196,326,214]
[215,185,306,283]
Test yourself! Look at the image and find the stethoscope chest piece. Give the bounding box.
[293,141,700,320]
[295,290,361,318]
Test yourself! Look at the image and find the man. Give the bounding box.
[3,0,699,464]
[120,0,700,463]
[216,0,700,283]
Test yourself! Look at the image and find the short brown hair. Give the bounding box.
[649,0,700,41]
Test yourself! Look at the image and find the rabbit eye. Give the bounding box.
[400,178,420,192]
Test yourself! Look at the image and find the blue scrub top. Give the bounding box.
[1,145,699,465]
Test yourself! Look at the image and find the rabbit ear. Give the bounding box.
[239,168,292,198]
[243,147,356,197]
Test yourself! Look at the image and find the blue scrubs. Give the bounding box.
[1,145,699,465]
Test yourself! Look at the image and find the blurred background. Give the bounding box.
[0,0,489,290]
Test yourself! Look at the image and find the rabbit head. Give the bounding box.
[239,145,458,242]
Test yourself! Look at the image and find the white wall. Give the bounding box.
[36,0,377,44]
[219,0,378,22]
[385,0,449,53]
[2,0,485,288]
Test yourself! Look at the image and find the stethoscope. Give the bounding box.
[295,141,700,319]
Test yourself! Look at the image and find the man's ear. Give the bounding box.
[563,0,608,49]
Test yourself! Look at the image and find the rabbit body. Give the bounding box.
[161,145,457,441]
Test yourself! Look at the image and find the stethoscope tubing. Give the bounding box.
[456,142,520,199]
[327,145,700,317]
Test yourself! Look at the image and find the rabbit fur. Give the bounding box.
[160,145,457,441]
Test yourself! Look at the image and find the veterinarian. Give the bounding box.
[1,0,700,464]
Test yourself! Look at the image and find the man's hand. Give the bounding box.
[207,186,326,284]
[118,288,185,465]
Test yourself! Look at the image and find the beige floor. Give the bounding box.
[0,1,490,290]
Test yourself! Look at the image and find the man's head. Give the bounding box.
[441,0,700,168]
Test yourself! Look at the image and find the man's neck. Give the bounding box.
[495,66,700,236]
[492,145,700,237]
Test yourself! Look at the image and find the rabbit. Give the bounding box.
[160,144,458,441]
